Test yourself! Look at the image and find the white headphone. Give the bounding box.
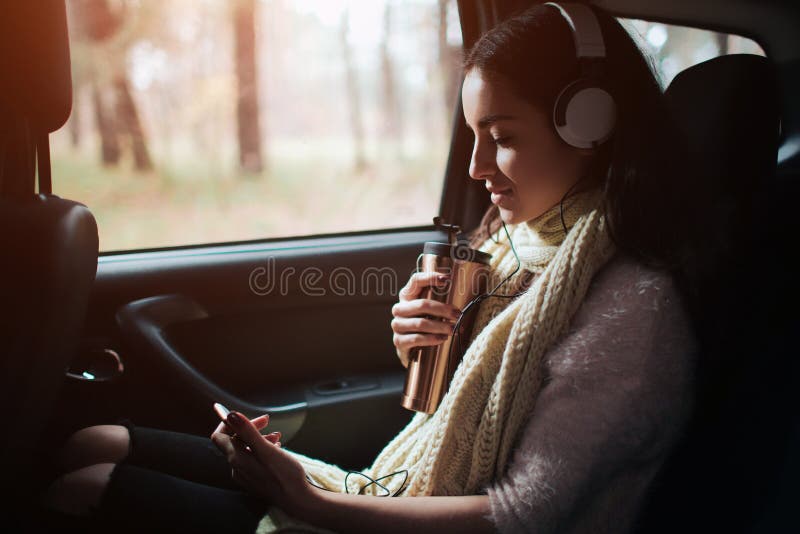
[544,2,617,149]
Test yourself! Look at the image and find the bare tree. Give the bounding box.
[73,0,153,171]
[233,0,264,174]
[91,80,121,165]
[340,8,366,172]
[114,76,152,171]
[438,0,460,117]
[380,2,403,154]
[68,109,81,148]
[65,1,83,149]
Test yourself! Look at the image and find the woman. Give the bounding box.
[41,3,704,533]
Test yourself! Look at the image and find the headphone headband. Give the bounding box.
[544,2,605,58]
[543,2,616,149]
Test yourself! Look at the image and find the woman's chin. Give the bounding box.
[498,207,519,224]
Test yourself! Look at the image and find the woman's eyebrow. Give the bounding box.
[477,114,516,129]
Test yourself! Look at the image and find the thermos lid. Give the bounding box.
[423,241,492,265]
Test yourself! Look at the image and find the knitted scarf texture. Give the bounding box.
[256,185,616,533]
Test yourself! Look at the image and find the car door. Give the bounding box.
[49,0,490,472]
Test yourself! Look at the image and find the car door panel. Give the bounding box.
[54,228,448,469]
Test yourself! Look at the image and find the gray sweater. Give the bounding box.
[484,252,699,533]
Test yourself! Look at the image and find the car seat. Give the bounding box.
[632,54,786,533]
[0,0,99,525]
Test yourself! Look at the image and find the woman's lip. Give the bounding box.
[488,187,512,194]
[490,190,513,205]
[486,183,513,195]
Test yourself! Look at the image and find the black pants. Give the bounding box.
[89,418,269,533]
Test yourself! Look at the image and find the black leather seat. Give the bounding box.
[0,195,98,490]
[0,0,99,525]
[633,54,784,533]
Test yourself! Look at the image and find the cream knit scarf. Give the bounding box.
[256,185,616,534]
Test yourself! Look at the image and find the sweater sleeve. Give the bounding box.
[483,258,698,534]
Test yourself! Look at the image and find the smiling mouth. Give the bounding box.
[486,184,513,195]
[489,188,513,206]
[489,186,512,194]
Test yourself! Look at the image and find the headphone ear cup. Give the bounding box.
[553,79,616,149]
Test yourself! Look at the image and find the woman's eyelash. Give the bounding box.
[492,136,512,146]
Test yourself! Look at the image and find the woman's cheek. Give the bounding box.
[495,149,518,179]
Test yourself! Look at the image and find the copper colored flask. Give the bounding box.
[401,239,491,414]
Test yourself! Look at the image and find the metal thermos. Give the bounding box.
[401,219,491,414]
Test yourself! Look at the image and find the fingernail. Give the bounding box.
[227,412,241,425]
[437,274,449,281]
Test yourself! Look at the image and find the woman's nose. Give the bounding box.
[468,139,496,181]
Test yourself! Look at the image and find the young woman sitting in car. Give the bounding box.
[42,3,704,533]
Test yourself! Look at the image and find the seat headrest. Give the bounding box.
[0,0,72,133]
[665,54,779,198]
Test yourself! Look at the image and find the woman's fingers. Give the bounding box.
[392,272,465,369]
[251,414,270,430]
[391,307,459,363]
[392,298,461,321]
[393,332,449,353]
[391,316,457,336]
[225,412,281,466]
[211,429,235,456]
[398,272,450,302]
[228,435,275,496]
[212,413,269,438]
[211,420,230,438]
[212,430,275,479]
[212,424,287,505]
[263,431,281,443]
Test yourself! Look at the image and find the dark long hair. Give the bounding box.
[462,3,709,325]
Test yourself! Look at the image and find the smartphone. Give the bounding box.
[213,402,231,423]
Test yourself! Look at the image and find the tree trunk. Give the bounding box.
[68,108,81,148]
[91,80,120,166]
[340,9,366,172]
[114,75,153,171]
[380,3,403,151]
[233,0,264,174]
[438,0,459,117]
[66,1,82,149]
[79,0,153,172]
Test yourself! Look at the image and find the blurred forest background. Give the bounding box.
[50,0,764,252]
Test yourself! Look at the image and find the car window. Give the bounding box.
[619,18,766,89]
[52,0,463,252]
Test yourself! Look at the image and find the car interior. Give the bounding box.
[1,0,797,532]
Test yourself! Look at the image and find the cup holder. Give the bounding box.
[66,348,125,382]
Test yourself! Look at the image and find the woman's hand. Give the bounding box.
[210,413,282,448]
[211,411,312,516]
[391,271,462,368]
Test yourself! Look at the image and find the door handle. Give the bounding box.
[116,294,307,441]
[66,348,124,382]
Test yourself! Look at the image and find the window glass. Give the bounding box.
[619,18,766,88]
[53,0,463,252]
